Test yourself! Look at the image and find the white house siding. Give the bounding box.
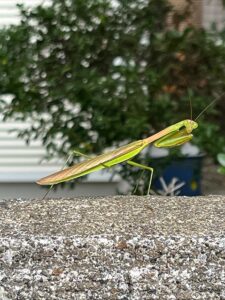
[202,0,225,30]
[0,0,119,199]
[0,0,45,26]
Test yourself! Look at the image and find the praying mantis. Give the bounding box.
[36,93,222,196]
[37,119,198,195]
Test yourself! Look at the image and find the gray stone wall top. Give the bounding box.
[0,196,225,299]
[0,195,224,237]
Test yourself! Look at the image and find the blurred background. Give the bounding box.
[1,0,225,199]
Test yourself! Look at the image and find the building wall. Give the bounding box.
[169,0,203,27]
[202,0,225,30]
[170,0,225,29]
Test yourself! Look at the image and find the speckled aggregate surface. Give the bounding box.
[0,196,224,299]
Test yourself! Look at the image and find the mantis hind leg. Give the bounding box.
[73,150,90,159]
[126,160,154,195]
[42,150,113,199]
[42,150,90,200]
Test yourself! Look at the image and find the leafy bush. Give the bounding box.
[1,0,225,192]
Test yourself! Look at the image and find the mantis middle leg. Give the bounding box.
[75,153,155,195]
[126,160,154,195]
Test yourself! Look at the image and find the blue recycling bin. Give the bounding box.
[152,155,204,196]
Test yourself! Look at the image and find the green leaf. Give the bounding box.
[217,153,225,167]
[218,166,225,175]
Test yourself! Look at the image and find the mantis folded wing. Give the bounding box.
[37,119,198,194]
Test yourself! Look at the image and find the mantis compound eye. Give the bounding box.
[185,120,198,133]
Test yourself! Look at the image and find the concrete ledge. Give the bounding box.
[0,196,224,299]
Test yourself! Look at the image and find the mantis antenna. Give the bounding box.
[188,90,193,121]
[195,92,225,121]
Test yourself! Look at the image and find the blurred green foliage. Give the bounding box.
[0,0,225,191]
[217,153,225,175]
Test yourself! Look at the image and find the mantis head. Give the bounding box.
[184,119,198,133]
[154,119,198,148]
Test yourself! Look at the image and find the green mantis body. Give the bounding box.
[37,119,198,194]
